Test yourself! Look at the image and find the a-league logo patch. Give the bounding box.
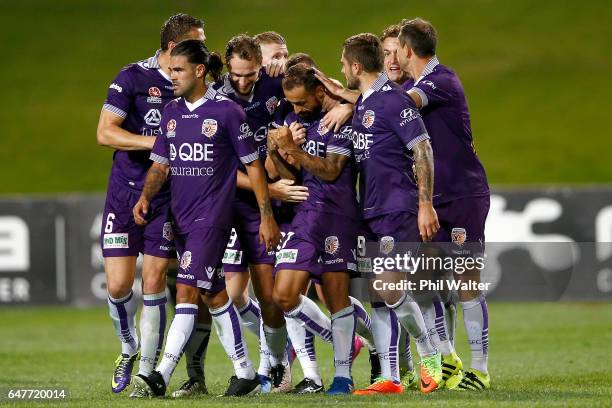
[380,236,395,255]
[162,222,173,242]
[201,119,218,138]
[325,236,340,255]
[167,119,177,137]
[180,251,192,270]
[147,87,162,104]
[362,110,375,129]
[451,228,467,246]
[265,96,279,115]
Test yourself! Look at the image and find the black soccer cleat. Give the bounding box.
[223,375,261,396]
[289,378,324,394]
[130,371,166,398]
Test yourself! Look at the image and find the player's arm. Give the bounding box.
[407,79,449,110]
[96,110,156,151]
[313,68,360,104]
[412,139,439,241]
[321,102,354,132]
[236,168,308,203]
[407,90,424,108]
[133,162,169,225]
[271,126,349,182]
[244,159,281,250]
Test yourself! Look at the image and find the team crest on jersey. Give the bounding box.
[201,119,218,138]
[451,228,467,246]
[162,222,173,242]
[147,87,162,104]
[317,122,329,136]
[265,96,279,115]
[166,119,177,137]
[180,251,192,270]
[380,236,395,255]
[362,110,375,128]
[325,236,340,255]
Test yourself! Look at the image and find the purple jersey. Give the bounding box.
[351,73,430,219]
[213,69,284,166]
[284,111,358,219]
[103,51,174,192]
[402,57,489,204]
[150,87,258,234]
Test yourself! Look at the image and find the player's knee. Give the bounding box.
[106,279,133,299]
[142,274,166,294]
[272,287,297,313]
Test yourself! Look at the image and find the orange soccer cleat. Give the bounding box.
[353,378,404,395]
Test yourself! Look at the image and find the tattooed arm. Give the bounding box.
[244,159,281,251]
[133,162,169,225]
[412,139,440,241]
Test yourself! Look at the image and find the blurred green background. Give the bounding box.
[1,0,611,193]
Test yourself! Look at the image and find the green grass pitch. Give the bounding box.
[1,302,611,407]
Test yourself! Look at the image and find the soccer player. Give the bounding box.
[130,39,280,397]
[213,34,300,392]
[318,33,443,394]
[255,31,289,77]
[268,64,376,395]
[96,13,205,394]
[397,18,491,390]
[377,23,418,390]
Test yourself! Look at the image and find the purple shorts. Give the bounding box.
[274,210,357,280]
[364,211,421,246]
[174,226,229,292]
[433,196,490,255]
[101,182,175,258]
[222,203,275,273]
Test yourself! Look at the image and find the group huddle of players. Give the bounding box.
[97,13,491,398]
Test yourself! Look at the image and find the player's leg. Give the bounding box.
[321,270,356,395]
[137,255,169,378]
[444,197,491,391]
[398,327,417,389]
[172,297,211,398]
[105,256,140,393]
[102,184,143,393]
[370,213,441,393]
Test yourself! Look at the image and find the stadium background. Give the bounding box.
[1,0,611,406]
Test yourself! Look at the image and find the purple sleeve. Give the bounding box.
[410,77,450,108]
[150,113,169,165]
[386,94,430,151]
[327,124,354,157]
[102,68,134,118]
[226,104,259,164]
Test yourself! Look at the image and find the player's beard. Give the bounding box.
[297,106,321,122]
[346,76,360,90]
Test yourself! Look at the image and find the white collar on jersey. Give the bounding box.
[414,55,439,85]
[362,72,389,102]
[142,49,172,82]
[183,87,217,112]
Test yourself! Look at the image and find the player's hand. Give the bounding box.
[271,126,297,150]
[259,214,281,252]
[288,122,306,145]
[322,103,353,132]
[418,203,440,242]
[265,59,286,78]
[133,197,150,225]
[313,68,346,100]
[267,133,279,152]
[269,179,309,203]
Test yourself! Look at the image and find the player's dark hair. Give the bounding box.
[398,18,437,57]
[342,33,384,73]
[282,63,322,93]
[225,34,263,66]
[286,53,316,70]
[380,24,401,42]
[160,13,204,51]
[171,39,223,82]
[254,31,287,45]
